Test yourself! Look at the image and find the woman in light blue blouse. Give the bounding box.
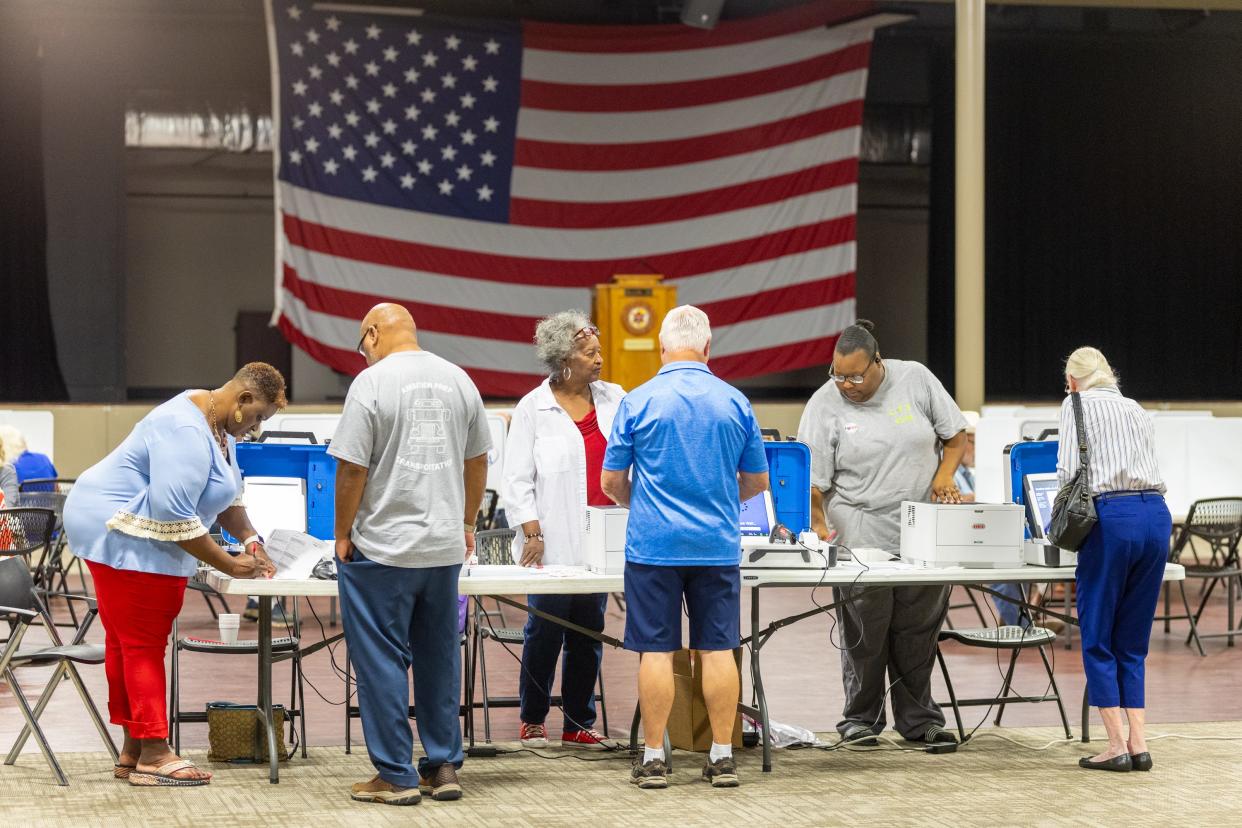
[64,363,285,787]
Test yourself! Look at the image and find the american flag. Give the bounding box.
[267,0,894,396]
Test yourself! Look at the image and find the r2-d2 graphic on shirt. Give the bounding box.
[407,399,450,456]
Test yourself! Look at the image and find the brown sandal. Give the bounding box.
[114,763,136,780]
[128,759,211,787]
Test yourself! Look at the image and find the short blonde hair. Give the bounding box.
[1065,347,1118,391]
[659,305,711,353]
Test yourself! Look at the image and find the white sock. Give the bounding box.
[643,746,665,764]
[709,742,732,762]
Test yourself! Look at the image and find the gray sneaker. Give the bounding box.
[702,756,739,788]
[630,758,668,789]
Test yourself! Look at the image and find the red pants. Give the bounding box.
[86,560,187,740]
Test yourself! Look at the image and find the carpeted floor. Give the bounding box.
[3,722,1240,827]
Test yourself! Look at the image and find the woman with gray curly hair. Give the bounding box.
[502,310,625,750]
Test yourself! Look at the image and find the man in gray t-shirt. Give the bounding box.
[798,321,967,748]
[331,304,490,805]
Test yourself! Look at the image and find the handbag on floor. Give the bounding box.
[1048,391,1098,552]
[206,701,291,763]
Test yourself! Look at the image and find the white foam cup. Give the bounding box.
[218,613,241,644]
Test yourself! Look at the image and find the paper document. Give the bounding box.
[464,564,586,579]
[265,529,332,580]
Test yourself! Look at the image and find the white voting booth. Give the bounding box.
[975,405,1242,517]
[264,410,512,499]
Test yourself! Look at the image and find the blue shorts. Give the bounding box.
[623,562,740,653]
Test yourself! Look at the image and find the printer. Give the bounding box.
[899,501,1024,569]
[582,506,627,575]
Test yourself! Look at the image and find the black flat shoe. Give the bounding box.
[1078,754,1132,772]
[1130,752,1153,772]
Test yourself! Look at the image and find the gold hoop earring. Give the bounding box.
[234,409,243,424]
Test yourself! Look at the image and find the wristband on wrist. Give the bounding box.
[464,522,476,532]
[242,534,263,549]
[524,532,543,542]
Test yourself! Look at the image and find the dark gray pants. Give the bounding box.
[834,584,950,740]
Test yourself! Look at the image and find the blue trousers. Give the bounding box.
[1076,493,1171,709]
[518,593,607,733]
[990,582,1028,627]
[338,551,463,787]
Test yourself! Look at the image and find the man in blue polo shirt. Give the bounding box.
[601,305,768,791]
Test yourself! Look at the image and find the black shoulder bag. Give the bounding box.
[1047,391,1098,551]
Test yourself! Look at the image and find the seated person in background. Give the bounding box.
[952,412,978,502]
[0,425,58,486]
[962,413,1063,633]
[0,457,15,504]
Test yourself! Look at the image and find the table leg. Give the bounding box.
[750,587,772,773]
[1081,687,1091,743]
[255,596,280,783]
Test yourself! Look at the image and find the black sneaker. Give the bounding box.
[841,724,879,747]
[918,725,958,745]
[630,758,668,789]
[702,756,739,788]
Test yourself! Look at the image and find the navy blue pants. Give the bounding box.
[1076,493,1171,709]
[518,593,607,733]
[338,551,463,787]
[990,582,1028,627]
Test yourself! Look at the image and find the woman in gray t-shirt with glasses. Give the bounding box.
[798,320,968,748]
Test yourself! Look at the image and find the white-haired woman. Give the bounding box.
[0,425,57,487]
[1062,348,1169,774]
[502,311,624,750]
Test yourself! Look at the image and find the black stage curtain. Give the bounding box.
[930,35,1242,401]
[0,16,68,401]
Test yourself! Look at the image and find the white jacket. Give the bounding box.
[502,379,625,566]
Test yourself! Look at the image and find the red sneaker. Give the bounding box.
[519,722,548,748]
[561,729,616,750]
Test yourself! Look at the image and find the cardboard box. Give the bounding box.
[666,648,743,752]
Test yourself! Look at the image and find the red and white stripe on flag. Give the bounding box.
[271,0,896,396]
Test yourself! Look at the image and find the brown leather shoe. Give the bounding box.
[418,764,463,801]
[350,774,421,805]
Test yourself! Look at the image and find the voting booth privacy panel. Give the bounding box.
[235,438,814,548]
[975,408,1242,517]
[765,441,812,533]
[263,411,511,498]
[235,443,336,541]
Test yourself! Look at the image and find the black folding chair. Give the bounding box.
[1168,498,1242,651]
[0,507,56,568]
[0,554,117,785]
[936,621,1071,742]
[465,529,609,744]
[13,492,88,626]
[17,478,75,495]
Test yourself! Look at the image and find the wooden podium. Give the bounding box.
[593,274,677,391]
